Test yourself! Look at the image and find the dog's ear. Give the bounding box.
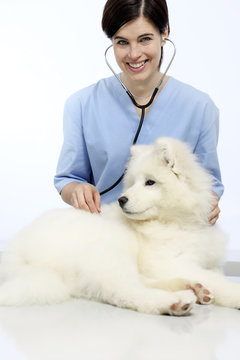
[154,138,180,176]
[130,144,149,158]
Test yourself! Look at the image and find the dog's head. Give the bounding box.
[118,137,214,223]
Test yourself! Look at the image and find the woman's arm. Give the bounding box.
[54,95,101,212]
[194,99,224,224]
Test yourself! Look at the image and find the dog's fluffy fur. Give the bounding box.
[1,137,239,316]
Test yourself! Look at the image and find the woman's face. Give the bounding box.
[112,16,167,84]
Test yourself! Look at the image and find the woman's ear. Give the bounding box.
[161,25,169,46]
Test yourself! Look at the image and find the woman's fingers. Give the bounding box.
[93,187,101,212]
[208,192,220,225]
[209,206,220,225]
[71,192,81,209]
[84,187,100,213]
[72,183,101,213]
[75,187,90,211]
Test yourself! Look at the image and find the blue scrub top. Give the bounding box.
[54,75,224,203]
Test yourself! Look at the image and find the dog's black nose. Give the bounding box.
[118,196,128,208]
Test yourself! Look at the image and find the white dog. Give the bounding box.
[0,137,239,316]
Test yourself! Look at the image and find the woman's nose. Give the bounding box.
[128,44,142,60]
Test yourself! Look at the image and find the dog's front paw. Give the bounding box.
[167,290,197,316]
[186,283,214,305]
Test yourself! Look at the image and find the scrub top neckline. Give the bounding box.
[110,74,175,121]
[111,74,173,100]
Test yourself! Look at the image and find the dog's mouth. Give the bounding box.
[123,210,139,215]
[122,208,151,217]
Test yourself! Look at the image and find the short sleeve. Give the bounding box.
[54,95,93,194]
[194,99,224,198]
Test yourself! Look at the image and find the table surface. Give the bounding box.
[0,277,240,360]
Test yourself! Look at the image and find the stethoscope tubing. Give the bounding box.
[100,107,146,195]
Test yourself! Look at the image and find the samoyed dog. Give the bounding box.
[0,137,239,316]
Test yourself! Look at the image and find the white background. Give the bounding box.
[0,0,239,253]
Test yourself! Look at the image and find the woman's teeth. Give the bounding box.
[129,61,146,68]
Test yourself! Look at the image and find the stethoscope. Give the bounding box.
[100,38,176,196]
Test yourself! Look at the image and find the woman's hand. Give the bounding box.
[209,191,220,225]
[61,182,101,213]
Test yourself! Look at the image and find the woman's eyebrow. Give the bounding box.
[114,33,154,41]
[114,35,128,41]
[138,33,154,38]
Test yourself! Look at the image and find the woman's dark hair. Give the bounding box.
[102,0,170,38]
[102,0,170,67]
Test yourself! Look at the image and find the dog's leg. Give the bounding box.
[195,271,240,309]
[103,281,197,316]
[173,268,240,309]
[142,268,240,310]
[0,266,71,306]
[75,266,197,316]
[141,277,214,305]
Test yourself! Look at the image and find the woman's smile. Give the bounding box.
[127,59,149,72]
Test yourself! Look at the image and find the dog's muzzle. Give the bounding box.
[118,196,128,209]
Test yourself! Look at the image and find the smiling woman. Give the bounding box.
[54,0,223,226]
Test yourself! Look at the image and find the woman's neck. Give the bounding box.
[120,72,168,99]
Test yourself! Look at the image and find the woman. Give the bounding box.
[54,0,223,225]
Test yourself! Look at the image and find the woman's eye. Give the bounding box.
[145,179,156,186]
[141,37,151,43]
[117,40,128,45]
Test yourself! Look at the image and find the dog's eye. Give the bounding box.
[145,179,156,186]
